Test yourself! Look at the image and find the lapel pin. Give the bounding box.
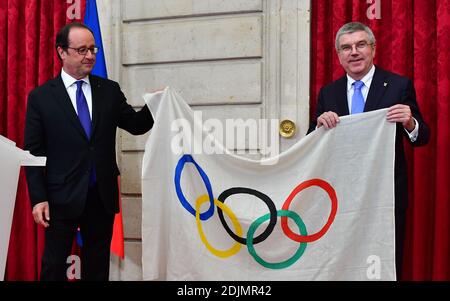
[384,82,388,87]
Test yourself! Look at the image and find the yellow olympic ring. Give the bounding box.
[195,194,243,258]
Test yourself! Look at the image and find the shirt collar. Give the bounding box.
[347,65,375,92]
[61,68,90,89]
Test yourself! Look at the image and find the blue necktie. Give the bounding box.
[351,80,365,114]
[76,81,96,185]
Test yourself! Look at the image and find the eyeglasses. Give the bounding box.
[66,46,99,55]
[338,41,373,54]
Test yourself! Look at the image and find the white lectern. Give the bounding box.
[0,135,46,281]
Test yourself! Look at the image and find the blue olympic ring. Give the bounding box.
[174,154,215,220]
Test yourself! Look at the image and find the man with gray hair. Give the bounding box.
[308,22,429,279]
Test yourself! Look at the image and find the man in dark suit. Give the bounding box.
[24,22,154,280]
[308,22,429,279]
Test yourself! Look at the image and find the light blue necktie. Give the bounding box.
[76,81,96,186]
[351,80,365,114]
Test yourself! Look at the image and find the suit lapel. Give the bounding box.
[335,76,350,116]
[89,75,100,138]
[364,67,389,112]
[50,75,89,140]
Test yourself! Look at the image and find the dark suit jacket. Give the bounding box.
[308,67,429,212]
[24,74,153,219]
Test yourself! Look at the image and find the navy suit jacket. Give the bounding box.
[24,74,153,219]
[308,67,429,212]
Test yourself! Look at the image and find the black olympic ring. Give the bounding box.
[217,187,277,245]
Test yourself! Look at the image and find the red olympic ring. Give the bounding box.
[281,179,338,243]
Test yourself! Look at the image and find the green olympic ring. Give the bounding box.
[247,210,308,269]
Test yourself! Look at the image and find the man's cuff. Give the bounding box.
[405,117,419,142]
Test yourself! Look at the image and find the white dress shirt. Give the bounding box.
[61,68,93,119]
[346,65,375,111]
[346,65,419,142]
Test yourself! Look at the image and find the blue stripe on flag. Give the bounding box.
[76,228,83,247]
[76,0,109,248]
[84,0,108,78]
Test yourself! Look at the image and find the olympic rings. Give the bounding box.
[195,194,243,258]
[174,154,214,220]
[217,187,277,245]
[281,179,338,243]
[247,210,307,269]
[174,155,338,269]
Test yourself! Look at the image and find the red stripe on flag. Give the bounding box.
[111,176,124,259]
